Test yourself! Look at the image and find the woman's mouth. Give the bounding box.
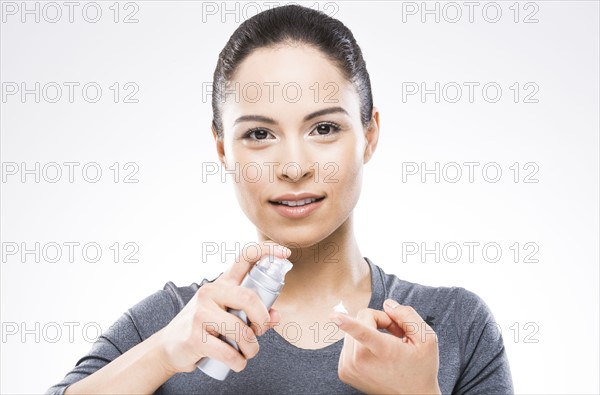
[268,196,326,218]
[272,197,324,206]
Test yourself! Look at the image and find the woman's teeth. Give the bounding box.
[277,198,318,207]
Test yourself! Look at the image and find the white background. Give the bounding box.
[1,1,598,393]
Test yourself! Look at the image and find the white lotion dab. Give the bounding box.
[333,300,348,314]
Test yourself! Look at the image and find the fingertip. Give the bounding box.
[329,314,344,326]
[269,308,280,323]
[263,242,291,259]
[278,246,292,258]
[384,299,400,309]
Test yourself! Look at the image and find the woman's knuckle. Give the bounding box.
[355,331,369,344]
[340,364,358,383]
[354,347,369,363]
[252,317,268,334]
[223,346,239,363]
[338,366,350,383]
[356,308,370,319]
[245,342,260,359]
[246,326,259,343]
[239,289,255,304]
[405,305,418,315]
[196,286,209,300]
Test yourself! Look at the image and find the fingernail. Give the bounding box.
[279,246,291,255]
[330,315,343,326]
[385,299,399,309]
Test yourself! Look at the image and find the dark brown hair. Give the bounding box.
[211,4,373,138]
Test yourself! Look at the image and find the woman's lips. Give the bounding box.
[268,197,325,219]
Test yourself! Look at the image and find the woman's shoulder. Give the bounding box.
[369,259,497,326]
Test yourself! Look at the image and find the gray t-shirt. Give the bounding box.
[46,257,513,394]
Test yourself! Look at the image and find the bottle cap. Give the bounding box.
[256,256,293,283]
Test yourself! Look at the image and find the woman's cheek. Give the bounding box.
[232,167,271,220]
[339,158,364,208]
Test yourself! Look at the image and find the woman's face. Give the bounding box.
[215,44,379,248]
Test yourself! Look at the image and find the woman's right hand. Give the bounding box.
[155,241,291,375]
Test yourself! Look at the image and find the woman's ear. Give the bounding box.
[363,107,380,164]
[212,126,227,166]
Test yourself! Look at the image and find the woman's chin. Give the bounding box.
[262,228,333,250]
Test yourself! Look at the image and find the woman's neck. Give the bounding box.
[258,215,371,308]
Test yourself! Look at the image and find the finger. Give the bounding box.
[327,314,355,361]
[330,311,391,356]
[202,303,260,360]
[383,299,432,343]
[338,330,352,373]
[350,308,406,338]
[197,331,248,372]
[220,241,291,284]
[268,307,280,326]
[335,318,354,369]
[211,283,273,336]
[371,307,407,338]
[351,308,379,362]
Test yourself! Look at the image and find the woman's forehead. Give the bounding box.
[230,44,348,91]
[221,45,360,121]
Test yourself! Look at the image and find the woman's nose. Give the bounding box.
[276,140,315,183]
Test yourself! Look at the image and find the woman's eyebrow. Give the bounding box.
[303,106,349,121]
[234,114,276,125]
[234,107,349,126]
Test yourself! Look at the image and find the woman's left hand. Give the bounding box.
[329,299,442,395]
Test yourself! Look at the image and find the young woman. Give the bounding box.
[48,5,513,394]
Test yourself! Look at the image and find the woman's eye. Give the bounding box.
[244,129,273,141]
[311,123,341,137]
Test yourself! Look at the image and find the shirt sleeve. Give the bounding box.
[452,287,514,395]
[44,288,179,395]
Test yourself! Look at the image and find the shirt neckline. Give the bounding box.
[264,256,384,354]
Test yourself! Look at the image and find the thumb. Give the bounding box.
[383,299,428,343]
[220,241,291,284]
